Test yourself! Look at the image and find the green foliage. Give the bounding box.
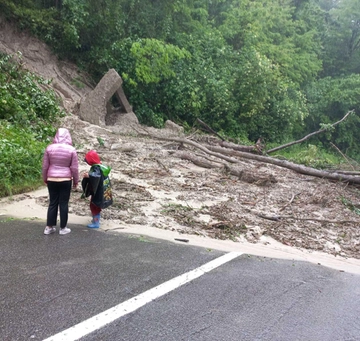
[321,0,360,76]
[130,38,191,84]
[0,1,67,51]
[97,136,105,147]
[230,46,309,142]
[304,75,360,159]
[0,121,47,196]
[219,0,322,86]
[273,144,341,169]
[2,0,360,159]
[0,52,62,137]
[156,31,240,133]
[0,53,62,197]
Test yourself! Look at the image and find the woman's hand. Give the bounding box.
[83,172,89,178]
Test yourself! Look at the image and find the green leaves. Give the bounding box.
[304,75,360,159]
[0,53,60,196]
[0,121,47,196]
[323,0,360,76]
[3,0,360,159]
[130,38,190,84]
[0,53,62,127]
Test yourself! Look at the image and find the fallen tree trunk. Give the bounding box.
[135,126,360,185]
[225,165,277,186]
[173,151,223,169]
[174,151,277,185]
[205,144,360,184]
[134,126,240,164]
[218,141,261,154]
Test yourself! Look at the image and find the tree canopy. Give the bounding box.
[1,0,360,159]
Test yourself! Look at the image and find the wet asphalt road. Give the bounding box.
[1,218,360,341]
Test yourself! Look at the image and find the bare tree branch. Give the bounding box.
[266,110,354,154]
[196,118,225,141]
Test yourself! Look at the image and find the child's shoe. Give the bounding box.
[87,214,100,228]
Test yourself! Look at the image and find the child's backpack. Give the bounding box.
[81,164,113,208]
[102,174,113,208]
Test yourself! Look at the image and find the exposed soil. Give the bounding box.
[1,17,360,261]
[64,117,360,260]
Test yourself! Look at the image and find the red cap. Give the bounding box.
[84,150,101,165]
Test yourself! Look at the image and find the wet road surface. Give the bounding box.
[1,218,360,341]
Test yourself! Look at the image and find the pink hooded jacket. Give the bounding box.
[42,128,79,185]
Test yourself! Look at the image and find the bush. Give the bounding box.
[0,121,47,196]
[0,52,62,197]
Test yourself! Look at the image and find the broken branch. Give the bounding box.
[266,110,354,154]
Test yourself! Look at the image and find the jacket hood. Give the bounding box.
[85,150,111,176]
[53,128,73,145]
[85,150,101,165]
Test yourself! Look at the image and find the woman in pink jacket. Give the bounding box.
[42,128,79,235]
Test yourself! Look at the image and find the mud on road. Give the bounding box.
[29,115,360,261]
[1,16,360,261]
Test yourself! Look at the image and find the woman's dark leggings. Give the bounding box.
[47,180,72,228]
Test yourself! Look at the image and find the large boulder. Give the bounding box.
[79,68,138,126]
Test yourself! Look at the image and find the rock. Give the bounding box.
[79,68,138,127]
[164,120,184,135]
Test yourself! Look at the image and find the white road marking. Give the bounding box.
[42,251,242,341]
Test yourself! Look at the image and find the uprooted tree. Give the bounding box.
[134,110,360,186]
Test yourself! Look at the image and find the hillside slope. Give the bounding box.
[0,15,92,112]
[1,16,360,268]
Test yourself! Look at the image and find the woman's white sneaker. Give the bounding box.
[44,226,56,235]
[59,227,71,235]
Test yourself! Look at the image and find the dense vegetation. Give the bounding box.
[0,0,360,196]
[0,52,62,196]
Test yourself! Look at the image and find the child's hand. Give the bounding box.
[83,172,89,178]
